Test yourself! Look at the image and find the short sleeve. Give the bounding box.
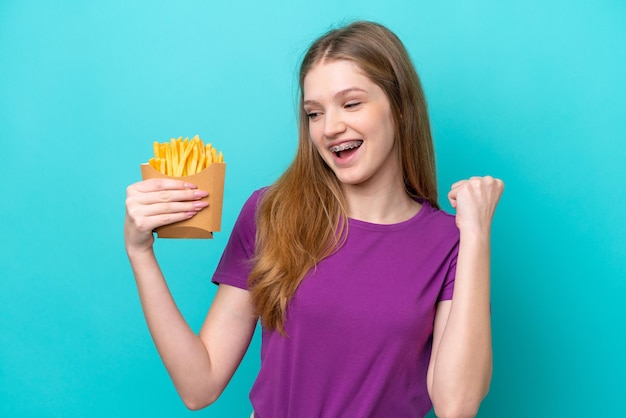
[211,189,263,290]
[438,240,459,302]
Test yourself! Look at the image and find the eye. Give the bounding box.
[306,111,322,120]
[345,101,361,109]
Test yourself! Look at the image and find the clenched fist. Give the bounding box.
[448,176,504,234]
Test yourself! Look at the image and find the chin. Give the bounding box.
[335,174,368,187]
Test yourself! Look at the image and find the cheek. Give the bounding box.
[379,112,396,145]
[308,122,324,147]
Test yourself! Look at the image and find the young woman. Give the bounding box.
[125,21,503,418]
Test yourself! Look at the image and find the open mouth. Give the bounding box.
[329,140,363,159]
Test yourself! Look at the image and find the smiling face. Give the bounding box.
[303,59,401,192]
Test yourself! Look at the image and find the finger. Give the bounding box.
[127,201,209,232]
[449,179,468,190]
[130,178,198,193]
[135,211,202,232]
[139,200,209,218]
[128,186,209,206]
[447,188,458,208]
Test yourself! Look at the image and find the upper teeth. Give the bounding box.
[329,141,363,153]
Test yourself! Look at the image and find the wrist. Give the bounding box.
[124,221,156,260]
[126,241,156,261]
[458,225,491,244]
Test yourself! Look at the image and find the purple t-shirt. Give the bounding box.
[213,189,459,417]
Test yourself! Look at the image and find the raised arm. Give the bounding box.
[427,176,504,418]
[125,179,257,409]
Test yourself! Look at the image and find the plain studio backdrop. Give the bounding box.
[1,1,624,417]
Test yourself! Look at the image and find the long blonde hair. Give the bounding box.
[248,21,439,334]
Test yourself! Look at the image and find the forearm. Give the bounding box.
[431,230,493,416]
[128,248,218,407]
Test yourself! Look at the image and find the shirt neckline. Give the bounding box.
[348,200,431,232]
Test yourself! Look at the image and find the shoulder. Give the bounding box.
[418,201,460,243]
[228,187,269,238]
[239,187,269,217]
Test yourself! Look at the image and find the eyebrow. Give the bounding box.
[303,87,368,106]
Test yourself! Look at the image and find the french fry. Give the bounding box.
[179,137,186,156]
[177,139,194,177]
[197,146,206,171]
[165,144,173,176]
[159,158,166,174]
[147,135,224,177]
[179,139,185,172]
[170,138,179,174]
[205,144,212,163]
[188,143,198,175]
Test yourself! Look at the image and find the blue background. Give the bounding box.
[1,1,624,417]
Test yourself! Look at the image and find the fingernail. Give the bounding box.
[184,183,198,189]
[193,190,209,197]
[193,201,209,209]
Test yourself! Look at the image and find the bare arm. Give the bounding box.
[427,176,504,418]
[125,179,257,409]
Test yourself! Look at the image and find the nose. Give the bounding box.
[323,109,346,138]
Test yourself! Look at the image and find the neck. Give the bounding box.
[342,179,421,224]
